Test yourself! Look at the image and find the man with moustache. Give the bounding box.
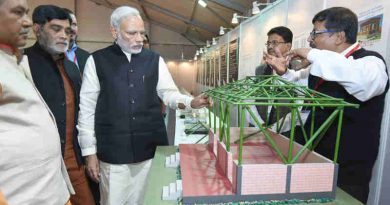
[256,26,293,76]
[77,6,211,204]
[63,8,90,74]
[0,1,73,204]
[24,5,95,205]
[253,26,295,127]
[265,7,388,203]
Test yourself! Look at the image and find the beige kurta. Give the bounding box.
[0,49,74,205]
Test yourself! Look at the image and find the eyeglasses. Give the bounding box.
[265,41,288,47]
[309,29,337,40]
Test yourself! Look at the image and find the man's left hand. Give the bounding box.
[190,94,212,109]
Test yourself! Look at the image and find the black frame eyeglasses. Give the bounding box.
[309,29,338,40]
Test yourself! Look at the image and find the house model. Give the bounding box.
[179,76,358,204]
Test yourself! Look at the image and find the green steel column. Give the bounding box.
[208,106,211,131]
[213,100,217,133]
[238,105,245,165]
[288,107,297,163]
[219,100,223,141]
[310,107,316,139]
[226,104,231,151]
[334,108,344,163]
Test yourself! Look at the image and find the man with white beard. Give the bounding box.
[77,6,211,205]
[24,5,95,205]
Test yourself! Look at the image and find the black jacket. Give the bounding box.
[25,43,83,165]
[92,44,167,164]
[74,46,90,74]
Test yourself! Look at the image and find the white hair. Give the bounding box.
[110,6,141,29]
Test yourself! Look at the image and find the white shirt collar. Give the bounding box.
[340,42,361,56]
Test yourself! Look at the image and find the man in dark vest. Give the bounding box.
[24,5,95,205]
[63,8,90,74]
[77,6,211,205]
[264,7,389,203]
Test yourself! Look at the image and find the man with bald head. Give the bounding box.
[0,0,73,204]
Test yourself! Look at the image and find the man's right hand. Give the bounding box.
[85,154,100,183]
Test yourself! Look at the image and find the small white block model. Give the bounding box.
[176,180,183,193]
[162,186,169,200]
[165,152,180,168]
[162,180,184,200]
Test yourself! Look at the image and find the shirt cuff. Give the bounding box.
[81,147,97,156]
[281,69,294,79]
[175,95,194,110]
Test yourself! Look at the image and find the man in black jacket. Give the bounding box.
[24,5,95,205]
[77,6,211,205]
[63,8,90,74]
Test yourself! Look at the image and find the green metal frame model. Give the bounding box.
[204,75,358,166]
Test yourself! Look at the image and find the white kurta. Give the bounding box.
[0,50,73,205]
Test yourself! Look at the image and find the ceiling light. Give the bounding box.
[196,50,199,56]
[212,38,218,45]
[219,26,225,35]
[219,26,232,35]
[231,13,238,24]
[206,40,211,47]
[231,13,249,24]
[252,0,271,15]
[198,0,207,8]
[199,48,203,54]
[252,1,260,14]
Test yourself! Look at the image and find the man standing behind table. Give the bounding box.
[77,6,211,205]
[24,5,95,205]
[253,26,298,128]
[0,0,73,204]
[264,7,388,203]
[63,8,90,74]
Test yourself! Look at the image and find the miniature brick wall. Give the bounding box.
[227,151,233,183]
[240,164,287,195]
[217,141,228,176]
[290,163,335,193]
[216,140,234,184]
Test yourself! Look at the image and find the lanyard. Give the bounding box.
[73,54,77,64]
[313,44,361,91]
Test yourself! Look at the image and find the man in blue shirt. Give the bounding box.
[63,8,90,74]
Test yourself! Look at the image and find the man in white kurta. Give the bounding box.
[0,0,73,204]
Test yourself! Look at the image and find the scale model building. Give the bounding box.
[179,76,358,204]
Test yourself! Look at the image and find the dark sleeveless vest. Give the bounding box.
[25,43,83,165]
[93,44,167,164]
[305,48,388,202]
[307,48,388,163]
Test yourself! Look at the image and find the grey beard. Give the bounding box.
[38,39,67,56]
